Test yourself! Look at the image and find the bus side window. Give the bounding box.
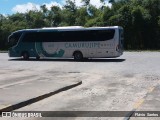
[97,30,115,41]
[23,33,37,42]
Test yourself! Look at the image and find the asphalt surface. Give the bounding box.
[0,52,160,120]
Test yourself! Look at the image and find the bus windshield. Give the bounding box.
[119,29,124,50]
[8,32,22,47]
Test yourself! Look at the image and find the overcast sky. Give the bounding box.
[0,0,111,15]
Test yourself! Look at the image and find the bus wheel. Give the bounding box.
[36,56,40,60]
[73,51,83,60]
[22,52,29,60]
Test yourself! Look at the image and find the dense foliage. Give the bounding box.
[0,0,160,50]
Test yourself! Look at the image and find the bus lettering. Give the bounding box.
[65,43,100,48]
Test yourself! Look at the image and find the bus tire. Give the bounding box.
[73,51,83,60]
[22,52,29,60]
[36,56,40,60]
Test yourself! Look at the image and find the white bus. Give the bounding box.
[8,26,124,60]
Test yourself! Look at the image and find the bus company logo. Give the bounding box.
[2,112,12,117]
[42,42,56,54]
[35,42,65,57]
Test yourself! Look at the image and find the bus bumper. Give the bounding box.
[8,48,21,57]
[114,51,123,57]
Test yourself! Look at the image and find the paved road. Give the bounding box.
[0,53,82,111]
[0,52,160,120]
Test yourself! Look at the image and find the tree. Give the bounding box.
[1,0,160,50]
[81,0,90,6]
[62,0,77,26]
[142,0,160,49]
[25,11,46,28]
[64,0,77,12]
[75,7,88,26]
[109,0,115,4]
[48,6,62,27]
[85,5,103,26]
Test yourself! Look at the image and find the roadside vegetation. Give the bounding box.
[0,0,160,50]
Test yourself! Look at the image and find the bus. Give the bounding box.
[8,26,124,60]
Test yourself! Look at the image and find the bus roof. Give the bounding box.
[42,26,84,29]
[13,26,122,33]
[42,26,120,30]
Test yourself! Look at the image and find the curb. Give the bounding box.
[0,81,82,114]
[0,51,8,53]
